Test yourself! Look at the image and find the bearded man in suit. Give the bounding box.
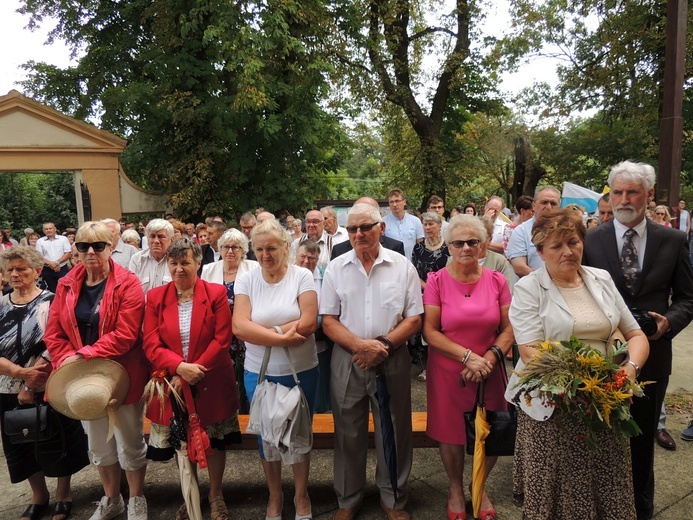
[583,160,693,520]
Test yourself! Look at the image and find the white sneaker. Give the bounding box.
[128,496,148,520]
[89,495,125,520]
[417,369,426,382]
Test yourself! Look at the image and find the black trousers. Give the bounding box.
[630,376,668,520]
[42,264,68,294]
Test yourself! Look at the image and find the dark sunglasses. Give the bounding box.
[449,239,481,249]
[346,222,381,234]
[75,241,109,253]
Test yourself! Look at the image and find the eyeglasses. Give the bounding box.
[305,220,323,225]
[75,241,109,253]
[655,212,665,216]
[389,199,404,204]
[449,239,481,249]
[221,245,243,252]
[346,222,381,234]
[429,205,444,210]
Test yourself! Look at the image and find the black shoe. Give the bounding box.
[20,500,49,520]
[655,428,677,450]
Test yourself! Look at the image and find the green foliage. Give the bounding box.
[19,0,350,220]
[0,172,77,235]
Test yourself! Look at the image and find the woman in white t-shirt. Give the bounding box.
[233,218,319,520]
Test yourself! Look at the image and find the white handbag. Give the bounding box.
[246,346,313,463]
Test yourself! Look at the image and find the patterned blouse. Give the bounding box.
[0,290,54,394]
[411,241,450,283]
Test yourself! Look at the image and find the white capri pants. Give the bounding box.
[82,402,147,471]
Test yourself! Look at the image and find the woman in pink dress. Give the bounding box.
[422,214,514,520]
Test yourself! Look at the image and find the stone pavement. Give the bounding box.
[2,325,693,519]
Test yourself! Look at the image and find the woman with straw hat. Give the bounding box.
[45,221,149,520]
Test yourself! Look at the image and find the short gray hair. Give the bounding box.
[348,203,381,223]
[421,212,442,225]
[321,206,337,218]
[146,218,174,238]
[219,228,249,254]
[121,229,140,246]
[1,246,45,271]
[534,185,561,200]
[167,237,202,262]
[608,161,656,191]
[443,214,487,243]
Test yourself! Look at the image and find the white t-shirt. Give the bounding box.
[235,265,318,376]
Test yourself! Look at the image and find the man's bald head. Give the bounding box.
[354,197,380,209]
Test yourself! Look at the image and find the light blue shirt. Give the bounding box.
[506,216,543,272]
[382,212,424,261]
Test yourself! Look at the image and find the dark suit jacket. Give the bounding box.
[583,219,693,380]
[198,244,217,275]
[330,235,405,260]
[143,278,239,427]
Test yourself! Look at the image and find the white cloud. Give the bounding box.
[0,0,75,96]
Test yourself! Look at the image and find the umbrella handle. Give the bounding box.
[477,378,486,408]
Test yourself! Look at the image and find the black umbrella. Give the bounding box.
[376,366,398,501]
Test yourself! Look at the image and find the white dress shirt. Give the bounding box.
[320,246,423,340]
[36,235,71,267]
[128,249,172,295]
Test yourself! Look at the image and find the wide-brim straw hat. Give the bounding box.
[47,358,130,421]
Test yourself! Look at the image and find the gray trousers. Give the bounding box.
[330,344,413,510]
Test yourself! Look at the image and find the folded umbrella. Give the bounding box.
[376,365,398,502]
[170,388,203,520]
[471,380,491,519]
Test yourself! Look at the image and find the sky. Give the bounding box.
[0,0,558,108]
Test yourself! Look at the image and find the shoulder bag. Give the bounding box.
[246,346,312,454]
[464,346,517,456]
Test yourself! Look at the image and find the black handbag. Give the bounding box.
[4,402,56,444]
[464,346,517,457]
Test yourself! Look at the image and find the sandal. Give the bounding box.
[21,500,49,520]
[52,501,72,520]
[209,496,229,520]
[175,503,189,520]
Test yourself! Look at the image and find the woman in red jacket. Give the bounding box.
[143,238,239,520]
[45,221,149,520]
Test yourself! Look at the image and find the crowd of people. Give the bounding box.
[0,160,692,520]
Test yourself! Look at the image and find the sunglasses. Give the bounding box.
[449,239,481,249]
[346,222,381,234]
[655,212,665,216]
[75,241,109,253]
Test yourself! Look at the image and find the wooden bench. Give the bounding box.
[143,412,437,450]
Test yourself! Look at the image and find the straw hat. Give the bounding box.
[47,358,130,421]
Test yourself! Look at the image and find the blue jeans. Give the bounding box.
[244,365,319,458]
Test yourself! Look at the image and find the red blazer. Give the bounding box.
[143,278,239,428]
[44,260,149,405]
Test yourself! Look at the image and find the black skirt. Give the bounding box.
[0,393,90,483]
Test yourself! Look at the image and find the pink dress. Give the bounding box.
[423,267,511,445]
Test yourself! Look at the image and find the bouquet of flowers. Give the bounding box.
[511,335,650,452]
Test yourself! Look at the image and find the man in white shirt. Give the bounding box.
[678,199,690,237]
[290,210,332,271]
[102,218,137,270]
[129,219,174,295]
[506,186,561,277]
[484,196,507,253]
[37,222,72,293]
[321,206,349,245]
[321,203,423,520]
[382,188,424,261]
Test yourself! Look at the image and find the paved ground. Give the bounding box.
[2,326,693,520]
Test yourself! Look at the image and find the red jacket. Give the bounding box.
[44,259,148,405]
[143,278,239,428]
